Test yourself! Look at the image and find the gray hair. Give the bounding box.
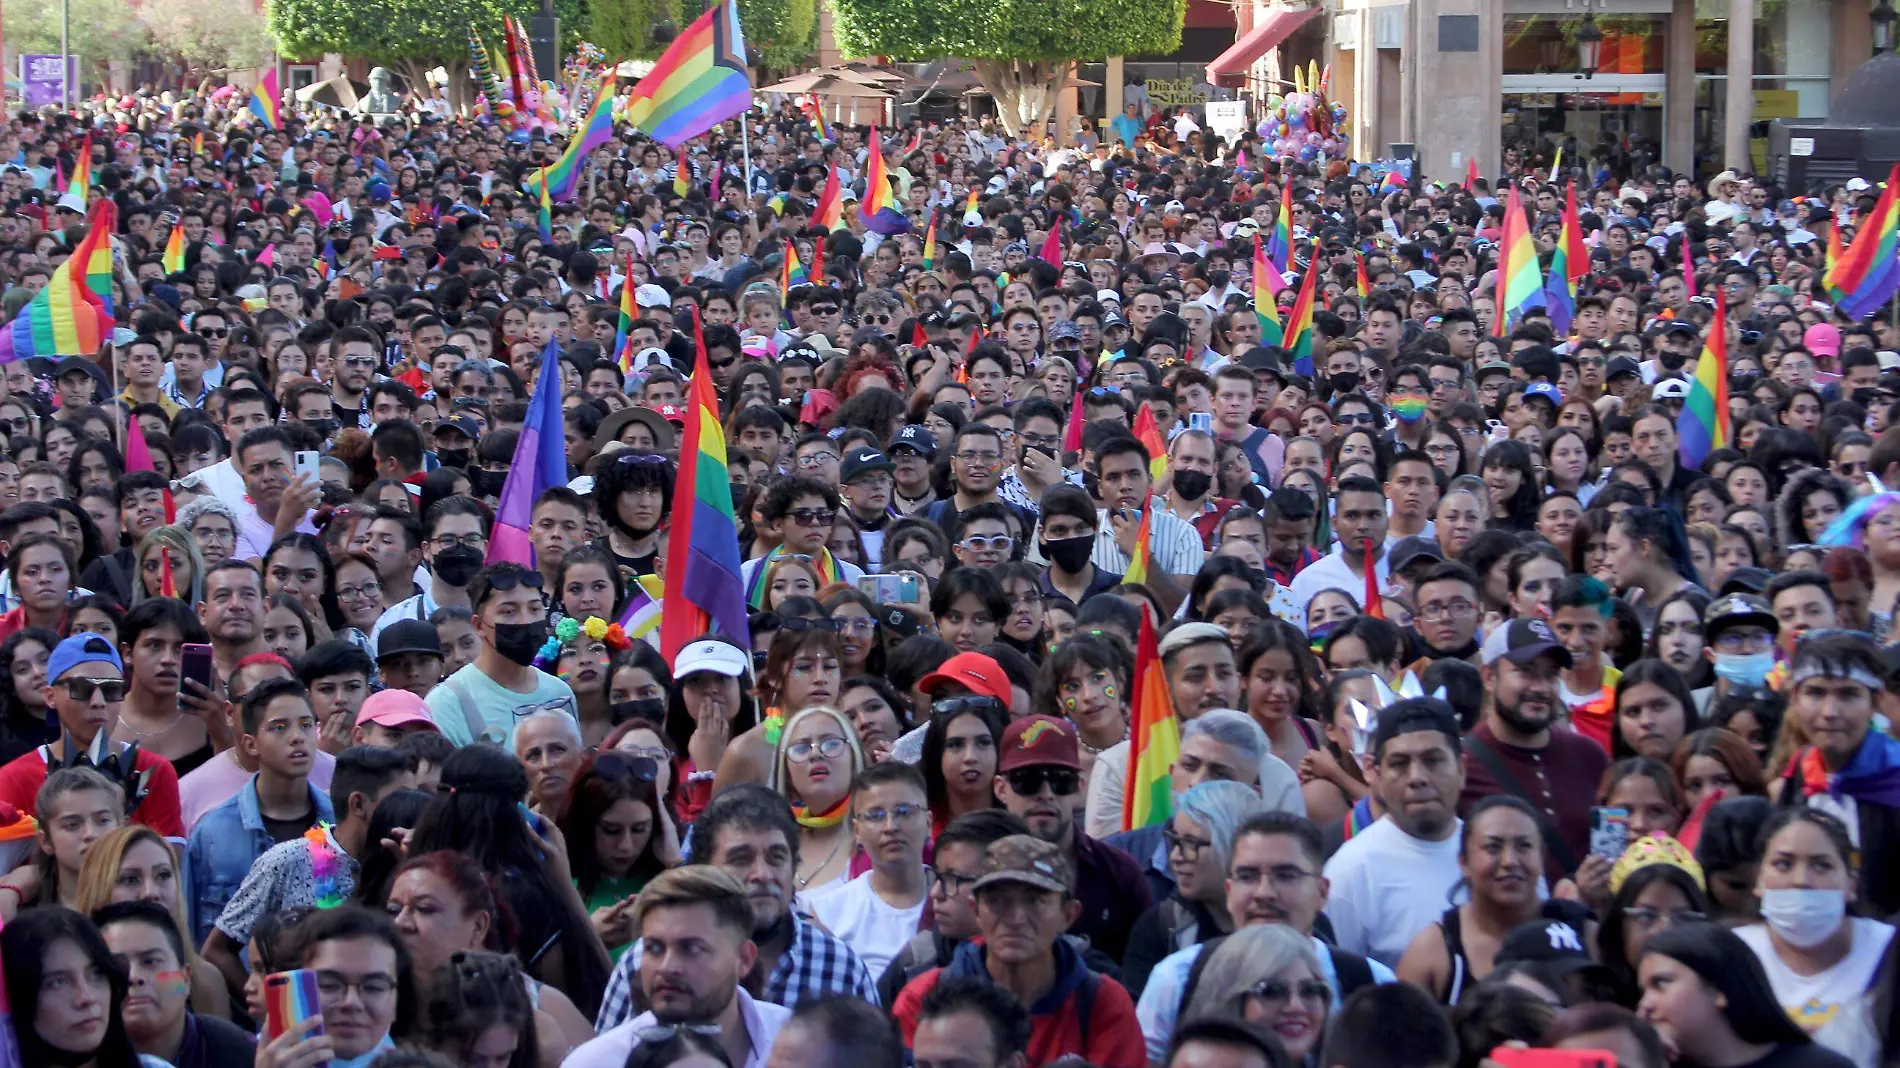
[176,494,240,531]
[1176,779,1271,879]
[1184,922,1323,1023]
[511,711,582,753]
[1181,708,1269,780]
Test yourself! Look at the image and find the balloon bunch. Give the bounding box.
[1255,62,1349,165]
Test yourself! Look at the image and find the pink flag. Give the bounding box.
[124,417,156,473]
[257,244,275,268]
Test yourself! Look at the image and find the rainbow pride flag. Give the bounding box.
[782,238,809,289]
[1119,610,1180,831]
[536,180,553,242]
[922,213,938,269]
[813,166,843,230]
[859,127,908,235]
[161,225,186,275]
[0,201,114,362]
[484,340,572,566]
[249,68,281,130]
[621,0,753,148]
[76,201,114,316]
[1133,403,1168,483]
[1123,503,1153,587]
[1253,237,1284,347]
[1266,181,1292,271]
[1825,163,1900,319]
[660,308,752,660]
[524,67,620,202]
[67,134,92,197]
[1561,182,1588,290]
[1545,187,1583,334]
[1353,250,1369,301]
[614,255,637,373]
[1677,294,1729,468]
[1284,259,1319,377]
[1493,184,1542,335]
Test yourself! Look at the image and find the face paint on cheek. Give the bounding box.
[1104,685,1117,701]
[155,969,191,998]
[1064,696,1078,710]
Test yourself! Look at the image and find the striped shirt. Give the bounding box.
[1091,499,1206,577]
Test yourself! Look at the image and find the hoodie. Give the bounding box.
[893,935,1144,1068]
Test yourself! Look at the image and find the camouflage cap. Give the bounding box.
[973,833,1073,896]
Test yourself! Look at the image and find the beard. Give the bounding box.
[649,974,739,1026]
[1493,686,1556,735]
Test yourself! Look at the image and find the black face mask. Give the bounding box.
[436,447,471,470]
[611,697,667,726]
[1171,469,1213,501]
[1658,349,1689,372]
[432,544,484,588]
[303,418,339,440]
[470,468,506,496]
[1040,534,1096,573]
[730,481,748,510]
[1328,371,1361,395]
[490,619,549,667]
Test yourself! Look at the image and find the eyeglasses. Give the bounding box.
[1230,864,1319,890]
[786,735,850,763]
[197,327,229,338]
[1335,412,1377,426]
[315,971,398,1001]
[784,508,833,528]
[1005,766,1080,796]
[932,695,1005,720]
[337,580,383,601]
[959,534,1014,553]
[616,453,668,467]
[63,678,126,703]
[837,616,877,635]
[432,533,486,551]
[1162,827,1212,859]
[854,802,923,826]
[485,570,544,592]
[796,453,841,469]
[1019,432,1062,450]
[342,356,378,369]
[637,1024,723,1045]
[1418,600,1476,623]
[593,751,660,783]
[932,868,979,897]
[1244,979,1332,1006]
[955,452,1003,465]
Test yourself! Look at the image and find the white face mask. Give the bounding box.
[1758,887,1847,947]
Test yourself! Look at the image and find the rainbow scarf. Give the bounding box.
[302,824,346,908]
[745,545,843,608]
[791,794,849,829]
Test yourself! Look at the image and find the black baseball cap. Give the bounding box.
[1496,919,1610,979]
[888,425,938,459]
[841,447,895,483]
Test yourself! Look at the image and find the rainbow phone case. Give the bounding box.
[264,970,324,1042]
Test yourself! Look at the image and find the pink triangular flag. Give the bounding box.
[125,417,156,473]
[256,243,275,268]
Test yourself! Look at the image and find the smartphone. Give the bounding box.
[1188,411,1213,433]
[180,643,214,697]
[858,574,920,604]
[264,969,325,1043]
[1589,807,1630,861]
[1490,1049,1613,1068]
[294,451,320,482]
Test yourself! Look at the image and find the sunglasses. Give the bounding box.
[616,453,668,467]
[63,677,126,703]
[959,534,1014,553]
[780,617,844,633]
[593,751,659,783]
[785,508,833,528]
[485,570,544,592]
[1006,766,1081,796]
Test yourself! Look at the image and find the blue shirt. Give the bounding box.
[184,777,334,946]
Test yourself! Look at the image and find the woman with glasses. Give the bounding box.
[1597,835,1716,1007]
[821,587,887,678]
[1183,922,1332,1065]
[1397,797,1589,1005]
[773,706,866,895]
[333,551,388,642]
[557,752,677,961]
[1123,781,1268,997]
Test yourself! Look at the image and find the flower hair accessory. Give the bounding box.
[533,616,632,670]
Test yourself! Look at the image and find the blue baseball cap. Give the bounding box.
[48,632,122,683]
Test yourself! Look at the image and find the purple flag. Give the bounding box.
[485,339,570,567]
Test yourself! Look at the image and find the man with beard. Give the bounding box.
[329,325,381,430]
[421,563,575,748]
[595,785,879,1030]
[373,496,489,643]
[1321,699,1468,966]
[1460,618,1607,875]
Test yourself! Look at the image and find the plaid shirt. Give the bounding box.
[594,911,879,1033]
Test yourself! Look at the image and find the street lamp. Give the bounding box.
[1874,0,1898,53]
[1576,13,1604,79]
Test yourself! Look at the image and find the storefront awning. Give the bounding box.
[1205,6,1320,88]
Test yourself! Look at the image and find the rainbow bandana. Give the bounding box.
[744,546,844,609]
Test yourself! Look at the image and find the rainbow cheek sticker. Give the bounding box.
[155,969,191,999]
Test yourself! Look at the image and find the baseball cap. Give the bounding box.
[1495,920,1608,978]
[1660,321,1700,339]
[1652,379,1691,401]
[1049,321,1082,342]
[1717,566,1775,597]
[48,632,122,683]
[1102,311,1129,330]
[356,689,440,732]
[377,619,443,661]
[1388,536,1444,574]
[1480,618,1575,669]
[1095,289,1124,305]
[1523,382,1563,407]
[674,638,749,679]
[1803,322,1842,357]
[997,715,1082,772]
[634,283,672,309]
[1475,360,1514,382]
[919,651,1012,706]
[1606,355,1643,381]
[888,424,939,459]
[1703,592,1778,640]
[1848,177,1873,192]
[840,447,895,483]
[434,415,482,442]
[973,834,1073,895]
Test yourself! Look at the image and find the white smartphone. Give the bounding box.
[294,451,320,481]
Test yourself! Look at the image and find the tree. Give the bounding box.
[266,0,587,113]
[586,0,814,67]
[828,0,1186,134]
[141,0,276,77]
[3,0,151,84]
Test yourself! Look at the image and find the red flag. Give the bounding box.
[1465,157,1480,191]
[124,417,156,473]
[1062,387,1086,454]
[910,320,928,348]
[159,548,176,599]
[1362,539,1384,619]
[1037,218,1062,264]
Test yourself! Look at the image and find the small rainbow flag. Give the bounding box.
[813,166,843,231]
[0,201,114,362]
[614,255,637,373]
[1544,186,1582,334]
[1253,237,1284,347]
[859,127,909,235]
[1133,402,1168,484]
[67,134,92,197]
[965,189,981,216]
[659,306,754,660]
[1353,250,1369,301]
[1824,163,1900,318]
[673,145,691,198]
[249,67,281,130]
[1267,181,1293,271]
[191,131,205,157]
[537,179,553,243]
[1119,609,1179,831]
[1677,294,1729,468]
[621,0,753,148]
[1492,184,1543,336]
[782,238,809,290]
[1284,259,1319,377]
[522,67,620,202]
[1123,503,1153,587]
[922,212,938,269]
[809,95,829,141]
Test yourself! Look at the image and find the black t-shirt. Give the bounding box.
[1731,1042,1858,1068]
[261,804,318,845]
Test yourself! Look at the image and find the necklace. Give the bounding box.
[795,828,846,889]
[121,709,185,738]
[1078,726,1130,756]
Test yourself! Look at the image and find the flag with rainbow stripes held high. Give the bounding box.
[522,66,620,203]
[249,68,281,130]
[659,308,752,660]
[1676,292,1729,469]
[1824,163,1900,318]
[613,254,638,374]
[620,0,753,148]
[1253,237,1284,347]
[1492,184,1543,336]
[0,200,115,363]
[859,127,909,235]
[1119,611,1180,832]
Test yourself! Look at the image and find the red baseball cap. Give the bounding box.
[998,715,1081,772]
[918,651,1012,706]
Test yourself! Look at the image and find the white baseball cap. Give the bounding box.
[674,638,749,679]
[635,283,672,309]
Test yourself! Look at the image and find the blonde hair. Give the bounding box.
[771,705,864,797]
[634,864,755,936]
[132,524,207,605]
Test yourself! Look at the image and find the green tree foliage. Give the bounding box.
[587,0,812,66]
[586,0,683,62]
[3,0,151,78]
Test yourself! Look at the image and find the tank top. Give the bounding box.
[1438,899,1594,1004]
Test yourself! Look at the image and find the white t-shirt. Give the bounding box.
[1735,918,1894,1067]
[1322,816,1464,966]
[804,872,925,981]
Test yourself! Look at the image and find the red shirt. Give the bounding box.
[894,962,1144,1068]
[0,745,184,837]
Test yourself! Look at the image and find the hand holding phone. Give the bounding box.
[1589,807,1630,861]
[264,970,325,1043]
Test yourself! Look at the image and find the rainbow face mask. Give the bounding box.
[1390,391,1429,423]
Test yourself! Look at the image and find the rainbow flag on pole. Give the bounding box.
[249,67,281,130]
[523,67,620,202]
[536,180,553,243]
[1120,610,1181,831]
[859,127,909,235]
[813,166,843,231]
[1122,503,1153,587]
[1266,181,1293,271]
[1284,259,1319,377]
[0,201,114,363]
[1824,163,1900,319]
[67,134,92,199]
[621,0,753,148]
[1492,184,1542,335]
[162,225,186,275]
[1353,250,1370,301]
[781,238,810,289]
[1133,403,1168,484]
[613,256,638,373]
[659,308,752,660]
[1544,184,1585,334]
[1677,294,1729,468]
[484,340,572,566]
[1253,238,1284,347]
[922,213,938,269]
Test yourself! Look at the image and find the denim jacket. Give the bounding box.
[184,777,334,946]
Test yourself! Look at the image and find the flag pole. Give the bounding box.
[741,110,752,199]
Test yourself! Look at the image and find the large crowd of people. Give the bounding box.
[0,80,1891,1068]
